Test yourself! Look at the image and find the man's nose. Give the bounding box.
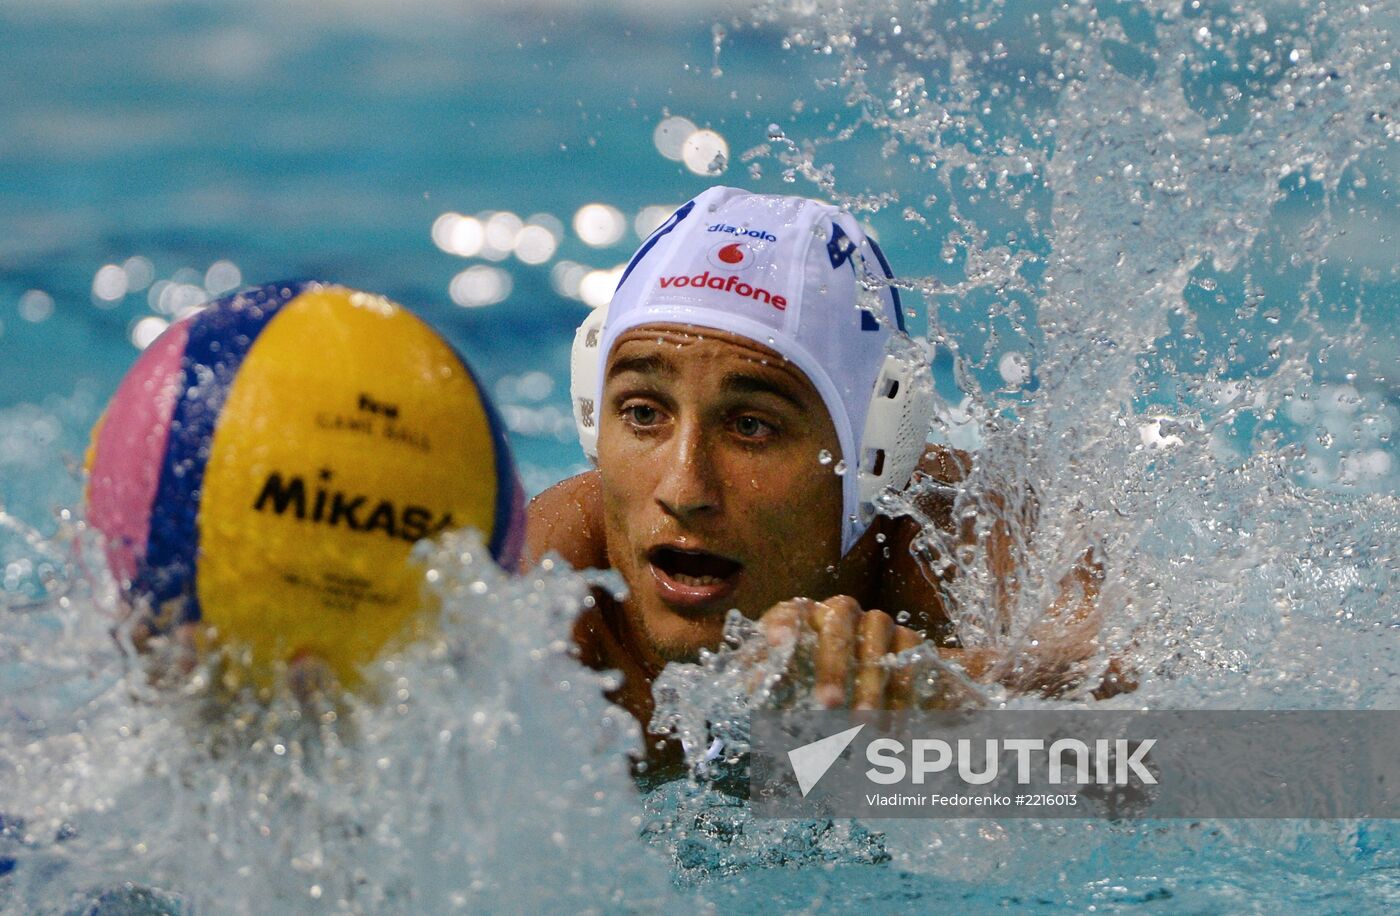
[654,417,721,520]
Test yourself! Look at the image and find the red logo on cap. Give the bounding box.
[706,240,757,271]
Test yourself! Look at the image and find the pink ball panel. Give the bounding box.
[87,317,192,586]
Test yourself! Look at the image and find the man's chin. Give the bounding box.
[639,609,731,664]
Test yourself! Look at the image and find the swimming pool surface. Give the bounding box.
[2,0,1399,911]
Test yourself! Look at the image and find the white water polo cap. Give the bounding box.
[571,186,936,555]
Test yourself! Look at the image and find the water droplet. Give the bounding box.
[998,352,1030,387]
[817,449,833,465]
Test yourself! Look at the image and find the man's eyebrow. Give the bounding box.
[607,354,677,380]
[719,370,808,410]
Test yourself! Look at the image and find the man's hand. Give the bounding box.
[758,596,982,710]
[993,548,1130,698]
[755,573,1132,708]
[946,549,1136,699]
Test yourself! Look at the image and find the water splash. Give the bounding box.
[1,528,685,912]
[1,0,1398,910]
[0,507,73,611]
[644,0,1400,903]
[742,0,1398,683]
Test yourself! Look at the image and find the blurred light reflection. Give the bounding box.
[432,212,485,257]
[449,265,512,307]
[18,291,54,323]
[156,282,208,315]
[634,205,676,240]
[483,212,523,261]
[204,260,242,296]
[129,316,170,351]
[573,204,625,248]
[91,265,128,304]
[525,212,564,243]
[681,129,728,176]
[513,225,558,265]
[122,256,155,292]
[494,371,555,404]
[550,261,588,299]
[499,403,575,441]
[579,264,625,309]
[652,116,697,161]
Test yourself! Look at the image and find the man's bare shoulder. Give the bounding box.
[521,469,609,572]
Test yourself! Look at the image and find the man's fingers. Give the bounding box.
[887,626,923,710]
[761,600,807,647]
[807,595,853,632]
[760,597,938,711]
[812,596,860,708]
[751,600,809,699]
[852,610,895,710]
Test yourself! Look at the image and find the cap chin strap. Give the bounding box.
[570,303,936,525]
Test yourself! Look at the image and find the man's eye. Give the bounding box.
[625,404,660,426]
[734,415,774,439]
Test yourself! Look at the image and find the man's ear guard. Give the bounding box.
[570,303,609,461]
[855,350,938,525]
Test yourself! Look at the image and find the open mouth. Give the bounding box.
[647,546,744,608]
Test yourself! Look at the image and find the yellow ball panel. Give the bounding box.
[196,286,500,684]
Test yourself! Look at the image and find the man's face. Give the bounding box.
[596,322,845,665]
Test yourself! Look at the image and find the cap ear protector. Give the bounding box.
[568,300,936,522]
[570,302,609,462]
[855,350,938,525]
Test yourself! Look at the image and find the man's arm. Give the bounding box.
[874,444,975,642]
[872,444,1133,699]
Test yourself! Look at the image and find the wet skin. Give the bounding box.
[596,324,859,668]
[524,324,1131,741]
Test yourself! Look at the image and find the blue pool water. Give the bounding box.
[2,0,1399,911]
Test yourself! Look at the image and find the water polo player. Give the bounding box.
[87,281,525,690]
[525,187,1125,734]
